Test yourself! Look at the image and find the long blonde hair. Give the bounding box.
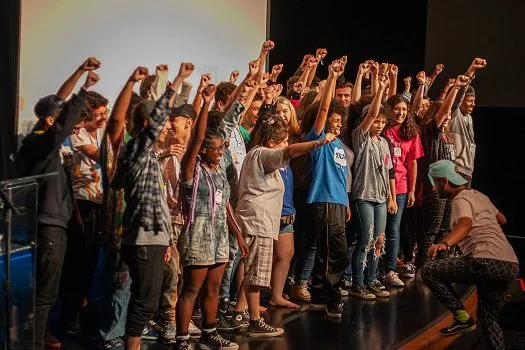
[276,96,300,140]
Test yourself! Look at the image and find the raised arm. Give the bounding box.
[192,73,211,118]
[181,84,215,182]
[411,71,426,114]
[307,48,327,87]
[435,75,471,126]
[56,57,100,100]
[106,67,148,150]
[388,64,399,97]
[223,59,259,112]
[257,40,275,76]
[270,64,284,84]
[370,61,380,96]
[428,63,444,90]
[437,78,456,102]
[313,58,345,135]
[351,62,369,104]
[452,57,487,110]
[359,73,388,134]
[150,64,169,100]
[218,80,255,140]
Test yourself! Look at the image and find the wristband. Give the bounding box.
[439,241,450,249]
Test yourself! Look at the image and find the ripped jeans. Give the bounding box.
[351,200,387,286]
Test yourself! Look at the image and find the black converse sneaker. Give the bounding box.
[175,338,192,350]
[199,330,239,350]
[325,301,344,318]
[440,317,476,336]
[247,318,284,338]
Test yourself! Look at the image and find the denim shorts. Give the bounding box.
[279,223,294,234]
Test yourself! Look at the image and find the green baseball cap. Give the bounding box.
[428,160,468,186]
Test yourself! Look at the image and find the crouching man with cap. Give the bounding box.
[422,160,519,350]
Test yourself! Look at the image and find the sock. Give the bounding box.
[454,310,470,322]
[202,323,216,333]
[176,333,189,341]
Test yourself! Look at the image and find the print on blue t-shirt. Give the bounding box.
[305,127,348,206]
[279,165,295,216]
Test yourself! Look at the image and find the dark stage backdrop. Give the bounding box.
[268,0,524,243]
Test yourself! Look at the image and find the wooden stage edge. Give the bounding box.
[391,287,478,350]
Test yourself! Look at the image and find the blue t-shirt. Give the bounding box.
[279,166,295,216]
[305,128,348,206]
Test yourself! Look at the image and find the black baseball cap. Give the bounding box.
[34,94,64,119]
[171,103,197,120]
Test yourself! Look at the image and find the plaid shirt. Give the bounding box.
[114,87,174,233]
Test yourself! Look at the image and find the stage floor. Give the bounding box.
[60,279,472,350]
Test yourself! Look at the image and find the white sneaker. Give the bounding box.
[189,319,202,339]
[403,263,416,278]
[385,271,405,287]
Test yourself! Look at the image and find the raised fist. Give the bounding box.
[316,48,328,60]
[329,60,344,78]
[248,59,260,77]
[202,84,216,103]
[84,71,100,88]
[261,40,275,53]
[455,75,471,87]
[199,73,212,89]
[130,67,149,82]
[80,57,101,71]
[379,63,389,75]
[272,64,284,76]
[242,79,257,93]
[178,62,195,79]
[378,74,390,88]
[471,58,487,70]
[156,64,169,74]
[416,71,426,84]
[307,56,320,68]
[229,70,240,83]
[358,62,370,75]
[390,64,399,75]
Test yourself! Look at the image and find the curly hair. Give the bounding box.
[214,82,236,107]
[249,113,288,149]
[300,100,348,136]
[202,128,224,149]
[276,96,300,140]
[386,94,419,140]
[85,90,108,110]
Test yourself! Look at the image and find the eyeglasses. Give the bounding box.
[93,109,110,118]
[205,145,225,152]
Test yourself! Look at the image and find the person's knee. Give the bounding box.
[203,280,221,297]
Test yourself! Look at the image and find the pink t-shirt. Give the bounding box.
[384,126,424,194]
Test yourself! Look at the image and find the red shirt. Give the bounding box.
[384,126,424,194]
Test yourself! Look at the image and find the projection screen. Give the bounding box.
[18,0,268,134]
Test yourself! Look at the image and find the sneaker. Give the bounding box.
[366,283,390,298]
[247,318,284,338]
[290,283,311,303]
[403,263,416,278]
[217,309,248,331]
[371,279,386,290]
[189,320,202,339]
[199,330,239,349]
[219,298,232,319]
[440,317,476,336]
[162,323,176,344]
[348,284,376,300]
[102,337,124,349]
[142,323,159,341]
[385,271,405,287]
[338,278,352,296]
[175,338,193,350]
[325,301,344,318]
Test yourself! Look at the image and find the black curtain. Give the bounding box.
[0,0,21,181]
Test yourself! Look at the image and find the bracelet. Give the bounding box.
[439,241,450,249]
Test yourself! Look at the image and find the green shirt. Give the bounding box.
[239,125,251,144]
